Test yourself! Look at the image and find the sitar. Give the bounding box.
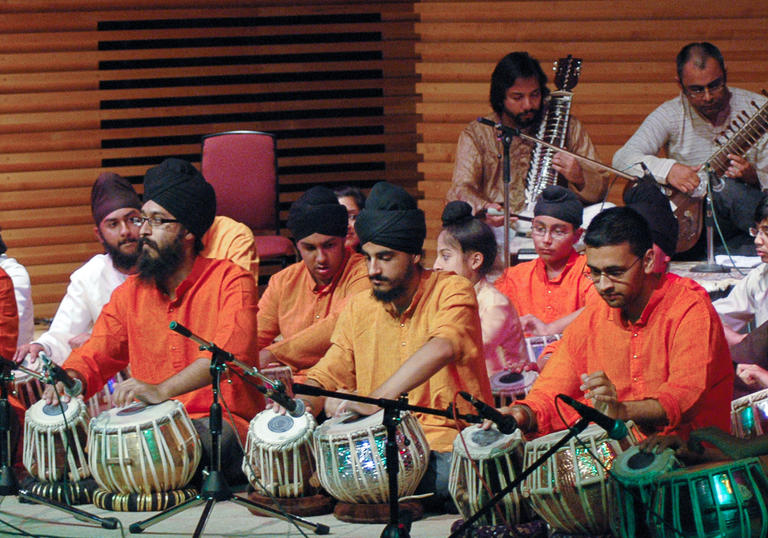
[514,56,582,236]
[671,92,768,252]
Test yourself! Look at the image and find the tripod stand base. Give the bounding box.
[247,490,333,517]
[333,500,423,524]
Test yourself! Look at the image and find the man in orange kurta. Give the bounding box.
[500,207,733,440]
[495,186,595,340]
[47,159,262,484]
[302,182,492,506]
[257,186,369,374]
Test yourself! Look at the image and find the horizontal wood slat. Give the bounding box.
[1,2,420,325]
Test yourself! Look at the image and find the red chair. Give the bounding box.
[201,131,297,281]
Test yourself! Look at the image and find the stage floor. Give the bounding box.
[0,494,456,537]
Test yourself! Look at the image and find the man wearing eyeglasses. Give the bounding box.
[613,41,768,252]
[497,206,733,439]
[495,186,597,339]
[41,158,262,485]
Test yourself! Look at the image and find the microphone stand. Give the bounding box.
[692,164,729,273]
[292,383,486,538]
[0,359,119,529]
[448,417,591,538]
[129,324,329,537]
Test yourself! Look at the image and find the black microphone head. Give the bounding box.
[289,398,306,418]
[458,391,474,402]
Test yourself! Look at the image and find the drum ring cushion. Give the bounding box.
[92,487,198,511]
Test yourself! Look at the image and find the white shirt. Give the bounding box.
[613,88,768,188]
[0,254,34,346]
[713,263,768,331]
[474,277,526,376]
[34,254,130,365]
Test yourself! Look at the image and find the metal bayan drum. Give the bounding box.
[88,400,202,494]
[490,370,538,408]
[23,398,91,482]
[521,422,639,535]
[448,424,528,526]
[610,445,682,538]
[242,408,318,498]
[730,387,768,438]
[313,410,430,504]
[651,458,768,538]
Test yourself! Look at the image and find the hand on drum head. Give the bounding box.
[67,332,91,350]
[481,405,531,433]
[324,388,356,417]
[580,371,621,418]
[13,342,44,366]
[266,399,312,416]
[639,433,686,454]
[112,378,166,407]
[332,399,379,418]
[42,380,79,406]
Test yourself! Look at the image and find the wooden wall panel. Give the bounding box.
[416,0,768,263]
[0,1,419,319]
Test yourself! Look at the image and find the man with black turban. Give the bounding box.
[43,158,262,487]
[301,181,492,507]
[16,171,142,366]
[495,185,597,341]
[257,186,369,375]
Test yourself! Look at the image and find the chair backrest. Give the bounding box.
[201,130,279,234]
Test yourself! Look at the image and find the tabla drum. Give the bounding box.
[23,398,90,482]
[313,410,430,504]
[490,370,538,407]
[88,400,202,494]
[651,458,768,538]
[731,387,768,439]
[521,422,639,535]
[12,369,44,409]
[610,445,682,538]
[85,369,130,418]
[448,424,528,526]
[242,408,318,498]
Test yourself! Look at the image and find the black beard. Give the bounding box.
[103,239,139,271]
[372,283,408,303]
[137,233,185,295]
[505,106,544,130]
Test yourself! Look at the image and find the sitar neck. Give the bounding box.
[707,99,768,177]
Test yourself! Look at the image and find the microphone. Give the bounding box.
[459,391,517,435]
[40,354,82,397]
[262,383,306,418]
[477,117,501,129]
[557,394,628,440]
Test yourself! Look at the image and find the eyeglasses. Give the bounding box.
[585,256,642,283]
[531,225,570,240]
[684,77,725,97]
[130,215,180,228]
[749,226,768,239]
